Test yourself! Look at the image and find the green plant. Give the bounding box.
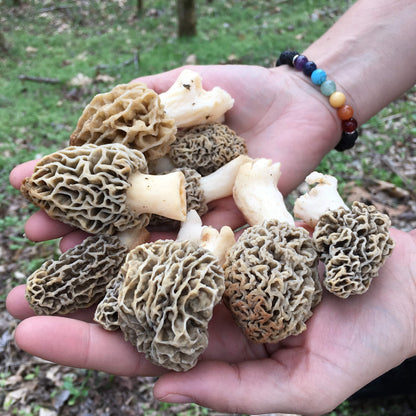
[62,371,92,406]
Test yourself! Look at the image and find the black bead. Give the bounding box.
[335,131,358,151]
[276,50,299,67]
[303,61,317,76]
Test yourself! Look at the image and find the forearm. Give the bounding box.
[303,0,416,126]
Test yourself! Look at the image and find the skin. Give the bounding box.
[6,0,416,414]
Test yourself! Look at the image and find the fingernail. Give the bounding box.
[159,394,193,404]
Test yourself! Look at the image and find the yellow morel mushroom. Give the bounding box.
[20,143,186,235]
[294,171,395,298]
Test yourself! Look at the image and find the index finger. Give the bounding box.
[9,159,40,189]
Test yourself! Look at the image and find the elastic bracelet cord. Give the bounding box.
[276,50,358,151]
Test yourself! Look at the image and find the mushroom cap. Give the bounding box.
[94,273,123,331]
[69,82,177,161]
[314,201,395,298]
[223,219,321,343]
[20,143,150,235]
[117,239,225,371]
[169,123,247,176]
[26,234,129,315]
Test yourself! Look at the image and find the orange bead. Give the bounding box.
[329,91,346,108]
[337,104,354,120]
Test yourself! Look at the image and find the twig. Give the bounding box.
[38,4,75,13]
[18,74,62,84]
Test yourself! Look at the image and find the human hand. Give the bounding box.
[7,228,416,415]
[9,64,340,245]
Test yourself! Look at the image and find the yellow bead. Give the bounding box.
[329,91,346,108]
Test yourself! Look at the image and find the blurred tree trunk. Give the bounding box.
[137,0,143,15]
[0,32,8,53]
[177,0,197,37]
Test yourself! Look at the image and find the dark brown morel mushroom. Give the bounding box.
[26,226,149,316]
[168,123,247,176]
[223,159,321,343]
[116,212,229,371]
[294,172,395,298]
[69,82,177,161]
[20,143,186,235]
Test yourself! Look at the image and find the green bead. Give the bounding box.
[321,80,336,96]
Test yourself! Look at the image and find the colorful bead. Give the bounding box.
[337,104,354,120]
[321,80,336,96]
[294,55,308,71]
[342,118,358,133]
[311,69,327,85]
[335,131,358,151]
[276,50,359,151]
[303,61,317,77]
[329,91,346,108]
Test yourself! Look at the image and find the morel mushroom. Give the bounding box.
[26,226,149,316]
[116,211,231,371]
[69,82,177,161]
[223,158,321,343]
[294,171,395,298]
[149,154,252,227]
[151,123,247,176]
[20,143,186,235]
[159,69,234,128]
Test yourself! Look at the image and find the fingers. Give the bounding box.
[14,316,166,377]
[24,210,76,242]
[6,285,34,320]
[9,159,39,189]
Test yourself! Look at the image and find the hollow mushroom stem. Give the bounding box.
[293,171,349,227]
[159,69,235,128]
[127,170,186,221]
[233,158,295,226]
[200,155,252,203]
[177,210,235,266]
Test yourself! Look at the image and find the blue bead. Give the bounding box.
[303,61,317,76]
[311,69,326,85]
[320,80,336,96]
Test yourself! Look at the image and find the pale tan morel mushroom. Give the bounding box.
[159,69,234,128]
[150,123,247,176]
[294,171,395,298]
[20,143,186,235]
[69,82,177,161]
[223,159,321,343]
[26,226,149,316]
[115,211,233,371]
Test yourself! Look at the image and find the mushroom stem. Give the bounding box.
[177,210,203,242]
[117,225,150,250]
[293,171,349,227]
[159,69,234,128]
[127,171,186,221]
[200,155,252,203]
[233,158,295,226]
[201,225,235,267]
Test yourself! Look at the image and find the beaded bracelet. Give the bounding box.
[276,50,358,151]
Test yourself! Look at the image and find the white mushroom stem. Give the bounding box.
[293,171,350,227]
[126,170,186,221]
[177,210,235,266]
[117,225,150,251]
[200,225,235,267]
[177,209,203,243]
[200,155,253,203]
[159,69,235,128]
[233,158,295,226]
